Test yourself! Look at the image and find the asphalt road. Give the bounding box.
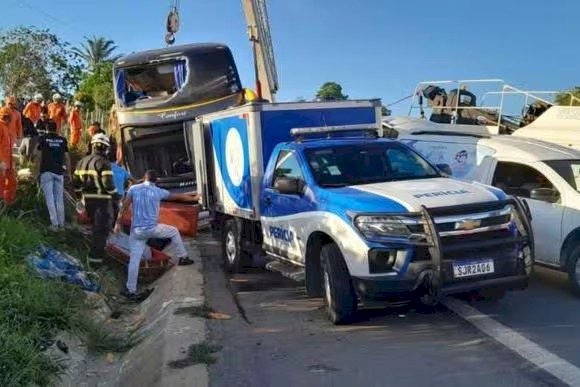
[197,233,572,387]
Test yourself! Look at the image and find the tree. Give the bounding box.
[0,26,83,98]
[73,36,121,70]
[77,61,114,110]
[315,82,348,101]
[555,87,580,106]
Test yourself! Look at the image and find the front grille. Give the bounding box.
[436,214,511,232]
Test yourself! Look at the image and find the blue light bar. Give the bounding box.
[290,124,378,137]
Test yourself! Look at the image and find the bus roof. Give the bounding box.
[115,43,231,67]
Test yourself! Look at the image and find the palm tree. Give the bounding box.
[73,36,121,70]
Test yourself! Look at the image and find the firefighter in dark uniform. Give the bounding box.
[73,133,117,265]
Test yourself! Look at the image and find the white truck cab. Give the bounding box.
[390,118,580,295]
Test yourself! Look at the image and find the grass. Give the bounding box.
[167,343,222,369]
[0,181,134,386]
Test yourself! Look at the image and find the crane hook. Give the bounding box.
[166,6,180,45]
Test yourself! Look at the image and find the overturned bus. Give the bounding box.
[113,43,244,191]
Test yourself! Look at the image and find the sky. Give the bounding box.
[4,0,580,115]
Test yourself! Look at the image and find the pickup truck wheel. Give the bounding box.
[321,243,357,324]
[566,245,580,296]
[222,219,248,273]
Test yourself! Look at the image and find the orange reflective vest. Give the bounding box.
[0,121,11,166]
[23,101,42,124]
[48,102,67,132]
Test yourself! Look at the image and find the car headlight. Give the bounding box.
[354,215,422,239]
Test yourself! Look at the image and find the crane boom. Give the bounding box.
[242,0,278,102]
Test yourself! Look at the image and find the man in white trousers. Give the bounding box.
[113,169,197,302]
[35,121,71,231]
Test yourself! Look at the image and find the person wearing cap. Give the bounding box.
[73,133,117,265]
[4,96,23,143]
[68,101,83,147]
[35,121,71,231]
[113,169,196,301]
[23,94,43,125]
[48,93,67,134]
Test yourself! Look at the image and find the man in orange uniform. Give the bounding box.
[5,96,23,143]
[23,93,44,125]
[68,101,83,146]
[0,108,17,204]
[48,93,67,134]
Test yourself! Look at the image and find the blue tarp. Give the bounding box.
[174,60,187,90]
[27,246,100,293]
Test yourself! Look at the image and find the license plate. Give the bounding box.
[453,259,495,278]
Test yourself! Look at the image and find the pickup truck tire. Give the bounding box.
[566,245,580,296]
[222,219,249,273]
[321,243,357,324]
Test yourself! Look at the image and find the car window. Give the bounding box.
[545,159,580,193]
[492,162,557,200]
[272,150,304,186]
[306,142,439,187]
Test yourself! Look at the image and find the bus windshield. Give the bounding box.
[115,47,241,108]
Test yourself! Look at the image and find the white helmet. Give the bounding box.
[91,133,110,147]
[34,93,43,101]
[52,93,62,101]
[74,101,82,107]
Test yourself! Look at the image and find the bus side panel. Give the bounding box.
[259,106,378,167]
[208,115,254,219]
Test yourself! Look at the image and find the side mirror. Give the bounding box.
[436,163,453,177]
[274,176,304,195]
[530,187,559,203]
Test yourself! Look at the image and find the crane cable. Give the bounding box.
[165,0,180,45]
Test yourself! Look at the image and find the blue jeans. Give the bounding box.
[126,224,187,293]
[40,172,65,227]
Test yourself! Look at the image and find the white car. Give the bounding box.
[390,119,580,295]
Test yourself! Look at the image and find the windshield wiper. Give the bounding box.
[320,183,348,188]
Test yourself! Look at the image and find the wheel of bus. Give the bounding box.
[222,219,249,273]
[321,243,357,324]
[566,245,580,297]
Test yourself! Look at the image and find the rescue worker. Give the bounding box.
[0,108,17,204]
[35,121,71,231]
[48,93,67,134]
[113,170,196,301]
[73,134,117,265]
[23,94,43,125]
[86,122,105,155]
[0,110,12,200]
[68,101,83,147]
[5,96,23,143]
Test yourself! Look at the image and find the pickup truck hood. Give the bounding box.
[335,177,500,212]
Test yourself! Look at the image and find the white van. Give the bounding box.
[390,119,580,295]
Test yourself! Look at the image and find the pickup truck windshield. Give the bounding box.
[306,142,440,187]
[545,159,580,193]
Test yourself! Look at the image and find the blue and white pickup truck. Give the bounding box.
[191,100,533,324]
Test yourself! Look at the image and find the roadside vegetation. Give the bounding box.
[0,182,126,386]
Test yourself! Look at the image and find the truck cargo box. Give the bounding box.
[192,100,382,220]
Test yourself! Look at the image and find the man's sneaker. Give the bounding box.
[178,257,195,266]
[48,225,60,232]
[120,288,154,303]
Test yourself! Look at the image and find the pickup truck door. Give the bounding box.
[491,160,564,266]
[261,150,315,264]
